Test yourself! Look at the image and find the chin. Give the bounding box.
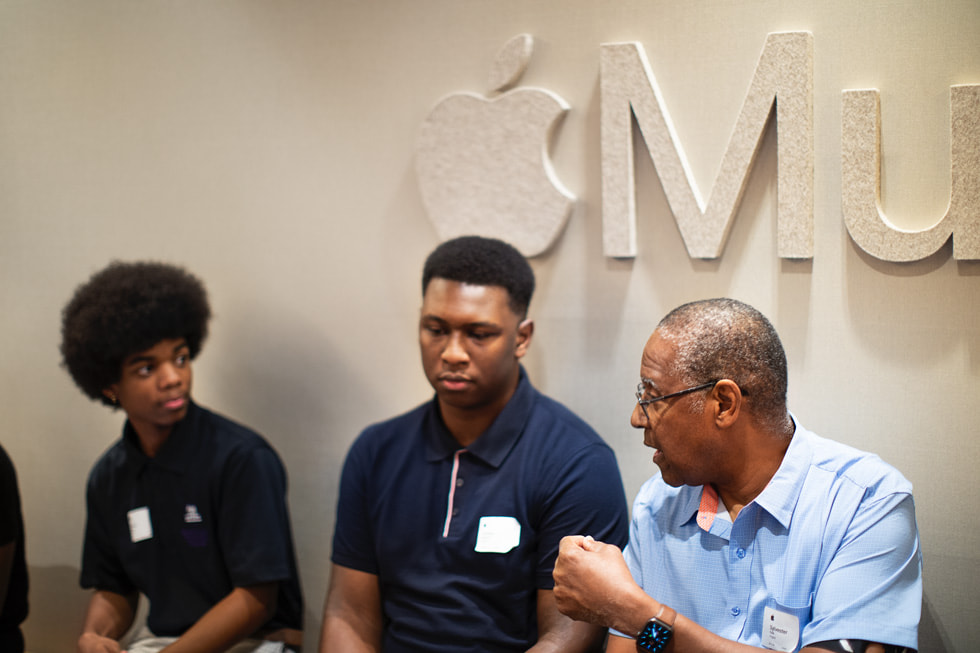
[439,392,489,410]
[657,469,683,487]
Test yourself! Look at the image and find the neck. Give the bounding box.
[130,421,175,458]
[438,375,519,447]
[439,406,499,447]
[715,427,793,520]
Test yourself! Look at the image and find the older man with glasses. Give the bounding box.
[553,298,922,653]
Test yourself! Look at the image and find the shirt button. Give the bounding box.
[456,478,464,487]
[731,607,741,617]
[452,508,459,516]
[736,548,746,559]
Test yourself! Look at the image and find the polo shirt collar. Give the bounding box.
[121,400,203,475]
[424,366,535,468]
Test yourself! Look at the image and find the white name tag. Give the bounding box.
[474,516,521,553]
[127,506,153,543]
[762,606,800,651]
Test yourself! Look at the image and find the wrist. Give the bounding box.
[77,631,117,653]
[635,604,676,653]
[619,591,662,637]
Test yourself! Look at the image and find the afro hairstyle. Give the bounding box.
[60,261,211,405]
[421,236,535,318]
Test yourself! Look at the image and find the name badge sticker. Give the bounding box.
[127,506,153,543]
[474,516,521,553]
[762,605,800,651]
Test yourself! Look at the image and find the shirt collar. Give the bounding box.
[751,416,810,529]
[680,415,810,532]
[424,366,535,468]
[122,400,203,475]
[676,484,706,529]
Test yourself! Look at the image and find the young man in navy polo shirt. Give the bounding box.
[61,261,303,653]
[320,236,629,652]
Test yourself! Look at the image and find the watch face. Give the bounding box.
[636,618,672,652]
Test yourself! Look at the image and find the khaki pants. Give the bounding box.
[125,627,293,653]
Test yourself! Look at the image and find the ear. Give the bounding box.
[515,318,534,359]
[103,386,119,405]
[711,379,742,428]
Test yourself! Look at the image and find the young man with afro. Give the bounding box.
[61,261,303,653]
[320,236,630,652]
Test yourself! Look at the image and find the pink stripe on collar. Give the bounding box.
[697,485,719,531]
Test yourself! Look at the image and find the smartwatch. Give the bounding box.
[635,604,676,653]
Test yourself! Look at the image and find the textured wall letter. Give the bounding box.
[842,85,980,261]
[600,32,813,259]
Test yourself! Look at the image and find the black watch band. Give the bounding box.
[636,604,676,653]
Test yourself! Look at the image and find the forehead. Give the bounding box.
[421,278,517,323]
[639,331,679,385]
[123,337,188,364]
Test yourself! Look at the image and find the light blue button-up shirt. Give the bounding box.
[619,420,921,651]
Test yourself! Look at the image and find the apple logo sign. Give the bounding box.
[416,34,575,257]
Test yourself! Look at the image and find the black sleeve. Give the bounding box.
[809,640,916,653]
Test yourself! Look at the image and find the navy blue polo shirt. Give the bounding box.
[332,369,629,652]
[80,402,303,637]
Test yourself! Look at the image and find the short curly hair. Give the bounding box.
[422,236,535,318]
[60,261,211,405]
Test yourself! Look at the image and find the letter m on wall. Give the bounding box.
[600,32,813,259]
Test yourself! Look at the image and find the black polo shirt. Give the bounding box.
[332,369,629,652]
[80,402,302,637]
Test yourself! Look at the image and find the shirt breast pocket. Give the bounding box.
[760,595,812,652]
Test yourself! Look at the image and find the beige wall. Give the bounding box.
[1,1,977,651]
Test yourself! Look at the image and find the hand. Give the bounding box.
[552,535,652,634]
[77,631,125,653]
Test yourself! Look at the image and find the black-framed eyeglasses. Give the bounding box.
[635,380,718,421]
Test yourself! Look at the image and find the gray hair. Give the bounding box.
[657,298,792,434]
